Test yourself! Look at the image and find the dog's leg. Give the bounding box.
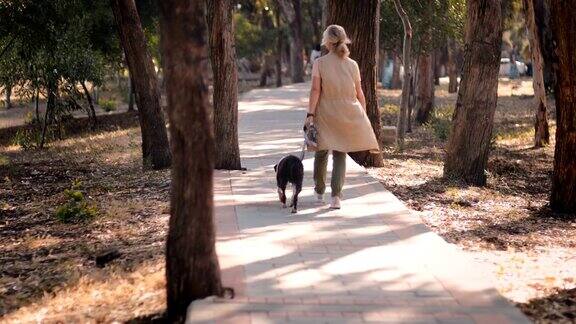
[291,183,302,214]
[277,183,287,208]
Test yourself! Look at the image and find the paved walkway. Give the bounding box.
[187,83,529,323]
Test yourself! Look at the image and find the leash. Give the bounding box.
[299,139,306,161]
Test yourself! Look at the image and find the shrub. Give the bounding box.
[12,128,42,149]
[55,181,98,223]
[424,105,454,141]
[24,112,41,126]
[99,99,117,112]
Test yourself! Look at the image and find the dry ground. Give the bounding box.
[0,124,169,322]
[374,77,576,323]
[0,77,574,323]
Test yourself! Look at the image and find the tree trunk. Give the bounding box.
[35,88,40,121]
[278,0,305,83]
[415,53,435,124]
[158,1,224,322]
[447,37,459,93]
[406,57,417,133]
[536,0,555,94]
[259,55,273,87]
[434,50,441,86]
[40,82,56,149]
[508,48,519,78]
[111,0,171,170]
[4,84,11,109]
[309,0,322,44]
[326,0,383,167]
[443,0,502,186]
[275,2,283,87]
[393,0,412,149]
[81,81,97,129]
[523,0,550,148]
[320,0,327,30]
[391,51,402,89]
[128,77,135,111]
[207,0,242,170]
[549,0,576,214]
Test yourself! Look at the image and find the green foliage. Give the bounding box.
[380,0,466,53]
[55,181,98,223]
[12,128,43,150]
[98,99,117,112]
[0,0,120,146]
[423,105,454,141]
[234,12,275,58]
[23,112,37,125]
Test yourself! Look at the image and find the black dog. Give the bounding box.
[274,155,304,213]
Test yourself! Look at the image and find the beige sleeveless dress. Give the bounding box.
[312,53,379,153]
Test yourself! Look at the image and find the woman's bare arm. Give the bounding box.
[308,76,321,115]
[355,79,366,110]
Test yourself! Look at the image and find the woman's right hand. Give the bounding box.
[305,115,314,125]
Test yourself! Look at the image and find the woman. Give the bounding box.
[306,25,379,209]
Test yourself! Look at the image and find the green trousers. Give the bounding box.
[314,150,346,198]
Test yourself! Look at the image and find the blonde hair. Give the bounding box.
[321,25,351,58]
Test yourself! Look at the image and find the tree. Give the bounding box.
[326,0,384,167]
[523,0,550,147]
[278,0,305,83]
[414,53,434,124]
[393,0,413,150]
[275,1,283,87]
[446,37,459,93]
[443,0,503,186]
[0,0,115,147]
[413,0,435,125]
[391,52,402,89]
[207,0,242,170]
[549,0,576,213]
[111,0,171,170]
[158,0,224,322]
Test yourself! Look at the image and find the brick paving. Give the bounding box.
[187,83,530,323]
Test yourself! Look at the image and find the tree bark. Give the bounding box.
[4,84,11,109]
[111,0,171,170]
[391,51,402,89]
[523,0,550,148]
[259,55,274,87]
[278,0,305,83]
[158,1,224,322]
[536,0,555,94]
[415,53,435,124]
[275,2,283,87]
[433,50,441,86]
[207,0,242,170]
[326,0,383,167]
[443,0,503,186]
[406,57,417,133]
[35,88,40,121]
[447,37,458,93]
[549,0,576,214]
[81,81,97,129]
[40,82,56,149]
[320,0,327,30]
[393,0,413,150]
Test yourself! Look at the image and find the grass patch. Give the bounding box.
[423,105,453,141]
[55,180,99,223]
[98,99,117,112]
